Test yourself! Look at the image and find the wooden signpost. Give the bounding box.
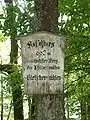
[20,32,65,94]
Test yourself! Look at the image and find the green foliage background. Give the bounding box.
[0,0,90,119]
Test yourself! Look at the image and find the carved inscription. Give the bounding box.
[21,32,65,94]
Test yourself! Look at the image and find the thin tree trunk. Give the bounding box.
[80,79,87,120]
[7,100,12,120]
[1,74,3,120]
[87,94,90,120]
[4,1,24,119]
[30,97,36,120]
[81,99,87,120]
[66,98,69,120]
[31,0,65,120]
[28,95,31,120]
[10,31,24,120]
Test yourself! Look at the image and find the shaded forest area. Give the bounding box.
[0,0,90,119]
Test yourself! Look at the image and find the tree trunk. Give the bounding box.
[4,1,24,120]
[34,0,58,33]
[87,94,90,120]
[66,98,70,120]
[81,99,87,120]
[28,95,32,120]
[1,74,3,120]
[7,100,12,120]
[31,0,65,120]
[10,23,24,120]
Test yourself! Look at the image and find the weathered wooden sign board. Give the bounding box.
[20,32,65,94]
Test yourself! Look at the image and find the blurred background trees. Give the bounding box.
[0,0,90,119]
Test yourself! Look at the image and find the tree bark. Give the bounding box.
[4,1,24,120]
[10,21,24,120]
[1,74,3,120]
[81,99,87,120]
[87,94,90,120]
[34,0,58,33]
[66,98,70,120]
[28,95,32,120]
[31,0,65,120]
[7,100,12,120]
